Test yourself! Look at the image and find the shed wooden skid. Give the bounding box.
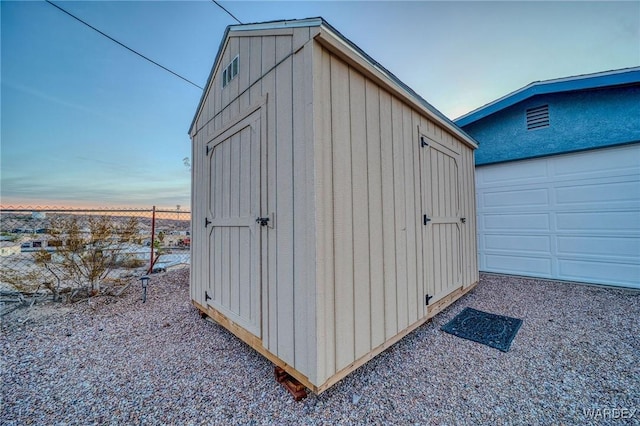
[189,18,479,394]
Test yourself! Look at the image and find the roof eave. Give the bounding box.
[455,67,640,127]
[189,17,479,150]
[315,22,478,149]
[188,25,232,135]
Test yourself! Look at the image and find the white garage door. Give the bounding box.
[476,143,640,288]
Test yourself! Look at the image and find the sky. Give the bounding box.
[1,1,639,209]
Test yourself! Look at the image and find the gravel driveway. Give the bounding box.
[1,269,638,425]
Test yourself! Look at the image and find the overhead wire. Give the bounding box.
[211,1,243,25]
[44,0,204,90]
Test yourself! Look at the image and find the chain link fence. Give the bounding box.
[0,206,190,313]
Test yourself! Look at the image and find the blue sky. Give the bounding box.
[2,1,638,208]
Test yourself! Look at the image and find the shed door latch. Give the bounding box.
[425,294,433,305]
[256,213,275,229]
[423,214,431,225]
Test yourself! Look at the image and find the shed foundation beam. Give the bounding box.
[275,366,308,401]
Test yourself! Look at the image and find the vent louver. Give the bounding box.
[526,105,549,130]
[222,56,239,88]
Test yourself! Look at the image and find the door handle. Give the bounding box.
[256,212,275,229]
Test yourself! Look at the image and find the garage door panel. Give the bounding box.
[485,234,551,253]
[554,144,640,179]
[558,259,640,289]
[484,188,549,208]
[483,213,550,232]
[476,143,640,288]
[556,179,640,207]
[485,254,552,276]
[557,236,640,259]
[478,160,548,184]
[556,211,640,233]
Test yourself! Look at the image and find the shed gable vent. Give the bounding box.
[222,56,239,88]
[526,105,549,130]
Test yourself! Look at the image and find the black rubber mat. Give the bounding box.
[441,307,523,352]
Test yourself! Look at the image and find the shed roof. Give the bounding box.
[189,17,478,148]
[455,67,640,127]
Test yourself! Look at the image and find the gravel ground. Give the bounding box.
[1,270,638,425]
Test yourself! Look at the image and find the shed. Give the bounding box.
[189,18,479,394]
[456,67,640,288]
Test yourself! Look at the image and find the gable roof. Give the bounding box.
[455,67,640,127]
[189,17,478,148]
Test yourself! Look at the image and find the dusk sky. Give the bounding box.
[2,1,639,209]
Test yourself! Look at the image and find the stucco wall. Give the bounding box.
[463,84,640,165]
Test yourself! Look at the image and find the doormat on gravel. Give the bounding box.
[441,307,523,352]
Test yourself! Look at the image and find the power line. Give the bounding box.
[211,1,242,25]
[45,0,204,90]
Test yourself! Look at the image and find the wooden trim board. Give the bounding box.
[194,280,478,394]
[193,300,316,391]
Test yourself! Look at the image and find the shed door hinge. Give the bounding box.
[205,217,211,227]
[425,294,433,305]
[423,214,431,226]
[420,136,429,148]
[205,291,211,301]
[206,145,212,155]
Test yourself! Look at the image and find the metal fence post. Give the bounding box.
[149,205,156,274]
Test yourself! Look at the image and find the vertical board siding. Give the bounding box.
[349,69,372,359]
[248,37,262,104]
[302,41,318,383]
[379,89,398,341]
[412,111,426,320]
[402,107,418,325]
[314,47,335,383]
[330,56,355,371]
[238,37,251,111]
[292,38,311,375]
[365,80,385,349]
[274,35,295,365]
[391,97,409,332]
[262,35,278,353]
[316,48,478,380]
[192,31,318,381]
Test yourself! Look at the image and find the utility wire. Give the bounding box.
[45,0,204,90]
[211,1,242,25]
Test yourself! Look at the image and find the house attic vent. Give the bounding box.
[526,105,549,130]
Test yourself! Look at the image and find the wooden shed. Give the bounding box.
[189,18,479,394]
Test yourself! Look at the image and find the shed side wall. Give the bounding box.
[190,28,318,384]
[313,42,478,384]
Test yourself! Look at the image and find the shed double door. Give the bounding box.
[420,135,463,305]
[205,108,263,337]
